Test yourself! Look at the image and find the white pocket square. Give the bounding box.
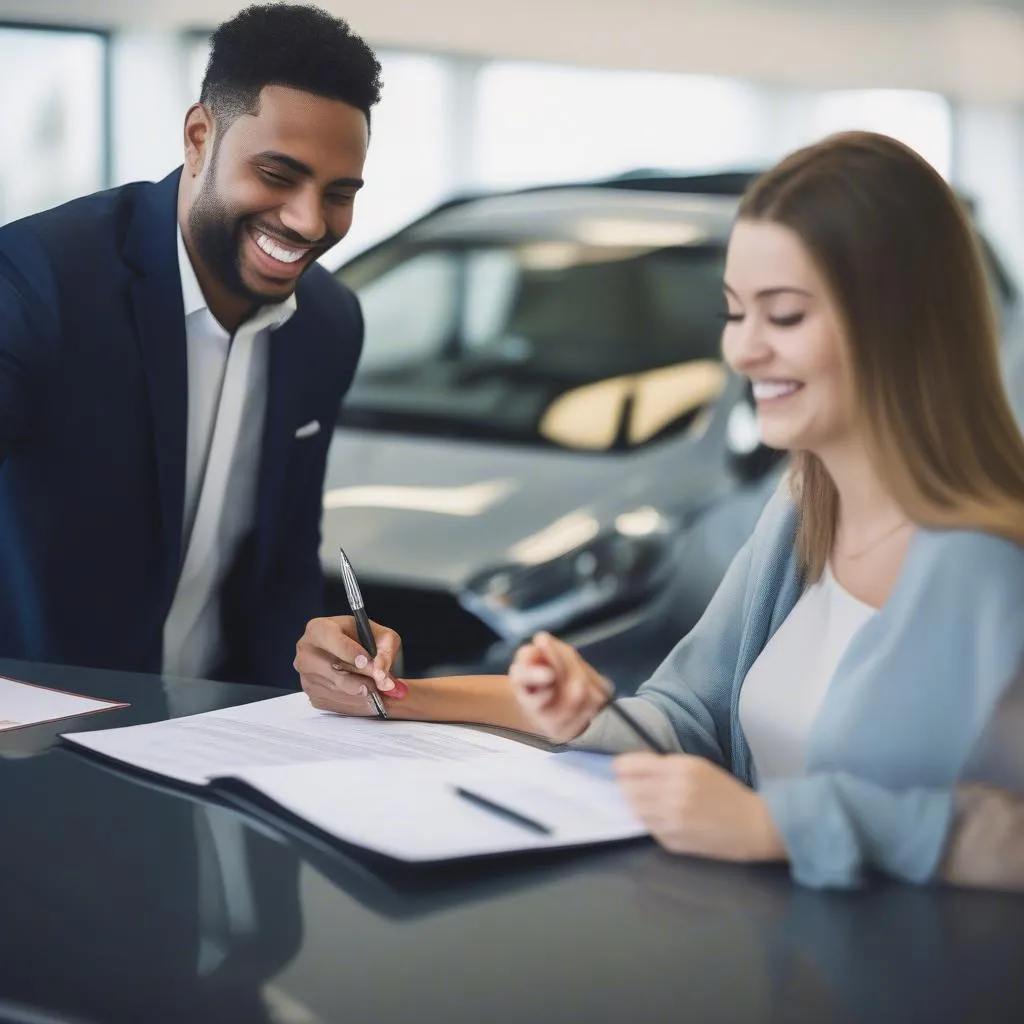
[294,420,321,440]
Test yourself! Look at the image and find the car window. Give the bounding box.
[353,251,460,370]
[339,239,728,451]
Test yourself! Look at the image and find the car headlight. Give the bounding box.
[460,507,676,641]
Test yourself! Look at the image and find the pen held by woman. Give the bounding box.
[509,631,667,752]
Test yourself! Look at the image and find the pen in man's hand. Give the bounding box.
[338,546,388,720]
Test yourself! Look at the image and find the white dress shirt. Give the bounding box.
[738,563,877,781]
[161,229,297,680]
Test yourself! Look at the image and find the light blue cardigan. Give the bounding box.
[578,483,1024,889]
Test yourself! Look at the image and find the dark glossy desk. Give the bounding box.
[2,659,1022,1024]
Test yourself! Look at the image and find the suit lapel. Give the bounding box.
[124,170,188,598]
[254,312,309,578]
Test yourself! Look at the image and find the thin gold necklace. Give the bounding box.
[840,519,911,560]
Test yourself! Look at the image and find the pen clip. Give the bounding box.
[338,546,365,612]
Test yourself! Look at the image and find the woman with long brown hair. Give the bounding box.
[296,132,1024,889]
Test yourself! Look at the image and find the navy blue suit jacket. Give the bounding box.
[0,170,362,685]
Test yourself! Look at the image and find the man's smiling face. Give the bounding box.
[186,83,368,309]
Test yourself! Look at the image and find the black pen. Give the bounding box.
[598,695,670,755]
[338,546,388,720]
[453,786,553,836]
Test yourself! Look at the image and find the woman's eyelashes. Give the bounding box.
[769,311,806,328]
[720,310,806,327]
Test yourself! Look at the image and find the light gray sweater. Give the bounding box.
[577,485,1024,888]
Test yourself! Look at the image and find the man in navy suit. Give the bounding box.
[0,5,382,686]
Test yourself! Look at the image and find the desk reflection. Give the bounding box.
[0,751,303,1024]
[621,849,1024,1024]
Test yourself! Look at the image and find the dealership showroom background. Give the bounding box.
[3,1,1024,1022]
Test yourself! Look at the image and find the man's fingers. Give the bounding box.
[300,674,374,715]
[295,642,374,691]
[337,670,378,697]
[385,677,409,700]
[303,617,372,668]
[370,620,402,671]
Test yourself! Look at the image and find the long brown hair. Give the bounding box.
[738,131,1024,579]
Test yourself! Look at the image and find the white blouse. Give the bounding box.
[738,563,877,781]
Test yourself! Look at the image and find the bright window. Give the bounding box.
[330,52,454,262]
[809,89,953,178]
[0,27,107,224]
[473,63,768,189]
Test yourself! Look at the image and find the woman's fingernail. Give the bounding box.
[378,676,395,692]
[354,655,368,670]
[359,684,369,697]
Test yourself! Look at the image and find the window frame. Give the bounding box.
[0,19,114,190]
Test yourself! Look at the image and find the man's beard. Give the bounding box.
[187,169,332,306]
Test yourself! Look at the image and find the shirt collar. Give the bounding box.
[176,225,298,332]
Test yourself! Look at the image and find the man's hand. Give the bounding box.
[294,616,407,716]
[615,753,786,863]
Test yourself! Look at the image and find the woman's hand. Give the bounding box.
[294,615,408,716]
[615,753,786,863]
[508,631,610,743]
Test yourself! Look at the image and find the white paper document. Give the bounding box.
[0,676,127,732]
[63,691,545,785]
[64,693,648,861]
[225,750,648,861]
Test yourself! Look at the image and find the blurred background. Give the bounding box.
[2,0,1023,687]
[1,0,1021,273]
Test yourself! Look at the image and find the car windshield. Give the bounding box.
[335,234,729,452]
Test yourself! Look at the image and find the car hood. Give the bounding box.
[319,429,706,590]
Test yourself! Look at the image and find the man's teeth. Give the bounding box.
[254,232,306,265]
[752,380,801,400]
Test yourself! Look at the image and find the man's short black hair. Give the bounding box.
[200,3,383,131]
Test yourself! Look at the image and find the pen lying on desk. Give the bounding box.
[453,786,553,836]
[338,546,388,720]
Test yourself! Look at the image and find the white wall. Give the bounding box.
[954,103,1024,279]
[110,32,194,185]
[5,0,1024,103]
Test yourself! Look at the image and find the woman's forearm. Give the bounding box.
[385,673,535,733]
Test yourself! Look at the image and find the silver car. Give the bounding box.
[319,176,1023,690]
